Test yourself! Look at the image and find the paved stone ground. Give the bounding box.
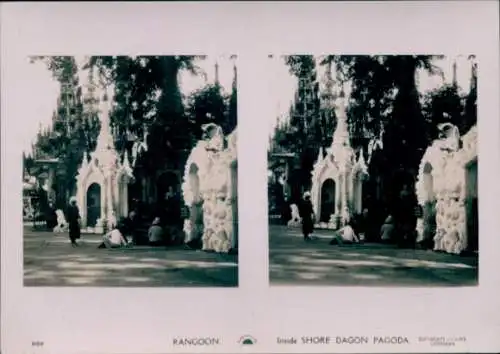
[269,225,478,287]
[24,227,238,287]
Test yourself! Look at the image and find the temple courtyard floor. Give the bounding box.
[269,225,478,286]
[23,227,238,287]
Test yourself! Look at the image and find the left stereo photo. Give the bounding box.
[22,55,239,287]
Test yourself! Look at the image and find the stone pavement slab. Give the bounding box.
[269,225,478,287]
[23,228,238,287]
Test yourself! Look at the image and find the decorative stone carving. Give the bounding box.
[181,124,238,253]
[75,90,135,233]
[415,124,477,254]
[311,92,368,229]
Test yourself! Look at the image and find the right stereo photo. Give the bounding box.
[267,54,478,287]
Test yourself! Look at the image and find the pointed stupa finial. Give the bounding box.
[316,146,324,165]
[358,147,367,170]
[82,151,89,165]
[123,150,131,170]
[332,84,350,148]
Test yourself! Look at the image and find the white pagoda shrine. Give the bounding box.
[415,123,477,254]
[310,83,368,229]
[181,123,238,253]
[75,89,134,233]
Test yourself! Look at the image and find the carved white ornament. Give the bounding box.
[415,124,477,254]
[181,125,238,253]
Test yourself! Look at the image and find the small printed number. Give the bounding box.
[32,341,44,347]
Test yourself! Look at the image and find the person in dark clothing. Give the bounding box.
[394,184,418,248]
[121,210,138,244]
[353,208,373,242]
[66,198,81,247]
[45,202,58,230]
[299,192,315,241]
[281,198,292,225]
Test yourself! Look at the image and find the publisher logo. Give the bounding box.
[239,335,257,345]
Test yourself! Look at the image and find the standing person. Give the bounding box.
[122,210,139,245]
[395,183,418,248]
[354,208,370,243]
[299,191,315,241]
[45,202,58,231]
[66,197,81,247]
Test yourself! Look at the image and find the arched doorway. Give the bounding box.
[188,163,204,242]
[320,178,336,222]
[465,159,478,251]
[86,183,101,227]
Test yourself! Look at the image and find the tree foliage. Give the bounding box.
[29,56,100,206]
[270,54,469,208]
[422,83,464,140]
[28,55,236,206]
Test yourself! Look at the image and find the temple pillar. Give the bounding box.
[335,176,342,215]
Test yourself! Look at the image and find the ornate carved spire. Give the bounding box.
[95,88,114,151]
[82,151,89,166]
[332,84,350,148]
[123,150,131,170]
[315,146,324,165]
[358,147,367,172]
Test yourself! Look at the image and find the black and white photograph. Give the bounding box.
[3,2,499,354]
[22,55,239,287]
[268,54,478,286]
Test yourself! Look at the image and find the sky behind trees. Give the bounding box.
[21,55,235,153]
[20,54,473,153]
[267,54,474,136]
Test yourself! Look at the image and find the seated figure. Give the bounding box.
[287,203,302,227]
[329,223,359,245]
[148,217,164,247]
[380,215,395,243]
[98,227,128,249]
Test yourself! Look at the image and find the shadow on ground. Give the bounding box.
[269,225,478,287]
[24,228,238,287]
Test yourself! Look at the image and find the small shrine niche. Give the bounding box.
[75,90,134,233]
[310,91,368,229]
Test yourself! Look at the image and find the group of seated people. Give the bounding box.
[97,210,176,249]
[329,211,395,246]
